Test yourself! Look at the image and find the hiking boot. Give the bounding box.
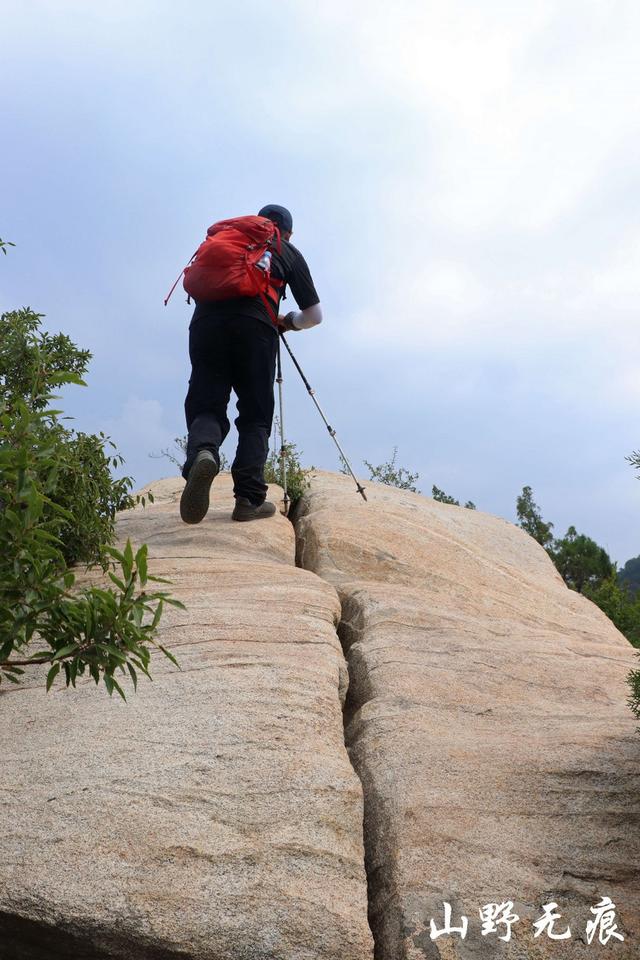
[180,450,219,524]
[232,497,277,522]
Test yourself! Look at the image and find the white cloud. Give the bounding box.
[299,0,640,231]
[4,0,640,559]
[590,232,640,307]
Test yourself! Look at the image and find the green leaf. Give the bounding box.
[122,539,134,579]
[0,638,14,660]
[164,597,186,610]
[52,643,79,660]
[127,662,138,691]
[136,544,148,585]
[100,643,127,663]
[46,663,60,691]
[158,644,180,668]
[108,571,126,591]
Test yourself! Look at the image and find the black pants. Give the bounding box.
[183,314,278,505]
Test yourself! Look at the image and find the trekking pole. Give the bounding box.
[275,338,289,516]
[278,332,367,502]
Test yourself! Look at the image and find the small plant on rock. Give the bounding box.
[364,446,419,492]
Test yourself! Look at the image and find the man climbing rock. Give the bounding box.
[180,204,322,525]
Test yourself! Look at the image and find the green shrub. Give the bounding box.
[264,421,313,503]
[584,576,640,649]
[1,308,151,569]
[0,305,182,694]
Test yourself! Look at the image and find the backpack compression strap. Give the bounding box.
[256,224,283,325]
[258,277,285,326]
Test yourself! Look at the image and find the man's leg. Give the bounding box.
[230,318,278,505]
[183,316,232,480]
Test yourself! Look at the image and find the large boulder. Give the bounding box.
[0,475,374,960]
[295,471,640,959]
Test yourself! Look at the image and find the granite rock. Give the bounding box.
[295,471,640,959]
[0,475,374,960]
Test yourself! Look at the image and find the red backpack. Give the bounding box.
[164,215,283,324]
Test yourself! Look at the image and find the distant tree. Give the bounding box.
[364,447,419,492]
[432,486,476,509]
[628,667,640,728]
[552,526,613,594]
[516,485,554,551]
[584,576,640,648]
[618,555,640,596]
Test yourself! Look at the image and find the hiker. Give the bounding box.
[179,204,322,525]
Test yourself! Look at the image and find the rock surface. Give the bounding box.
[295,471,640,959]
[0,475,374,960]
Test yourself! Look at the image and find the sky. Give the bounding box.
[2,0,640,563]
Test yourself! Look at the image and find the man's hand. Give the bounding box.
[277,312,297,332]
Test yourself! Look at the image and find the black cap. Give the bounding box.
[258,204,293,233]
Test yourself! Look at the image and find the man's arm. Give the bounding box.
[280,303,323,331]
[279,243,321,331]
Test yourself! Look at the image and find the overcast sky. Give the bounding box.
[3,0,640,563]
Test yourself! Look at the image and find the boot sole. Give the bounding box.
[180,457,219,524]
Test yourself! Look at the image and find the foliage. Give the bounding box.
[364,446,419,492]
[516,485,554,550]
[552,525,613,594]
[626,449,640,476]
[628,664,640,727]
[515,484,640,723]
[264,421,313,502]
[151,434,229,473]
[0,238,15,255]
[2,308,151,569]
[623,450,640,727]
[432,485,476,509]
[0,303,181,692]
[50,428,147,568]
[584,576,640,648]
[618,554,640,597]
[1,307,91,411]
